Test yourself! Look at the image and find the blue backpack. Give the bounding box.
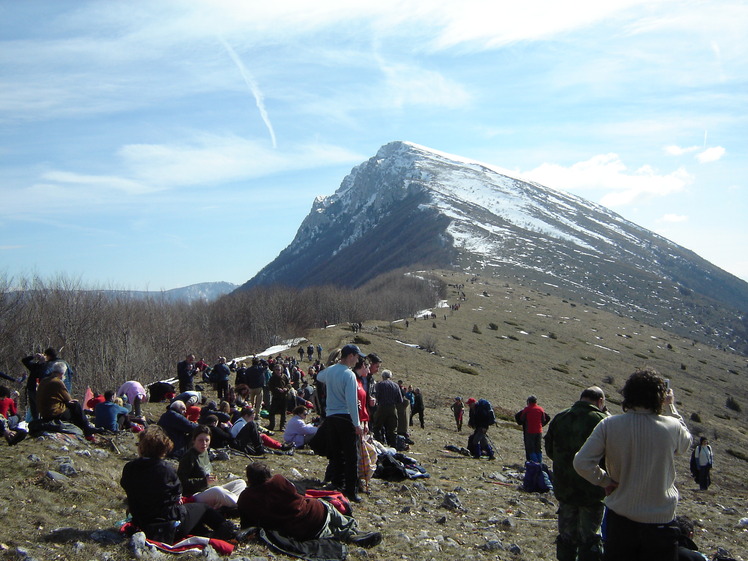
[475,399,496,426]
[523,461,553,493]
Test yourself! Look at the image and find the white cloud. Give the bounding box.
[696,146,725,163]
[119,135,363,188]
[658,213,688,223]
[665,145,699,156]
[522,154,693,208]
[0,136,365,217]
[377,58,471,109]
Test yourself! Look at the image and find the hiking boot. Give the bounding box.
[348,531,382,548]
[213,521,238,541]
[8,430,27,446]
[235,527,257,543]
[345,491,363,503]
[280,442,294,451]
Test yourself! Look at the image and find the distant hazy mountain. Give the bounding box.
[104,281,238,303]
[240,141,748,354]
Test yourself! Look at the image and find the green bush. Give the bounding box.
[353,335,371,345]
[727,448,748,462]
[450,364,479,376]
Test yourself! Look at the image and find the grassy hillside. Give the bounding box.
[1,269,746,560]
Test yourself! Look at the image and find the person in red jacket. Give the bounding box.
[515,395,550,462]
[237,462,381,548]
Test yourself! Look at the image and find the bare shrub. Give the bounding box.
[726,396,742,413]
[419,335,438,354]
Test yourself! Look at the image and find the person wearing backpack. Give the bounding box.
[693,437,713,491]
[545,386,608,561]
[466,397,496,460]
[515,395,551,462]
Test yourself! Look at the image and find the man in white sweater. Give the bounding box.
[573,368,692,561]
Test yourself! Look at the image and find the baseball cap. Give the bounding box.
[341,344,366,358]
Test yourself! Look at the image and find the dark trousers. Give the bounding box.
[372,404,397,446]
[53,401,95,436]
[324,414,359,496]
[409,409,424,428]
[179,503,233,540]
[216,379,229,402]
[523,432,543,462]
[697,465,711,490]
[268,396,286,430]
[26,386,39,421]
[603,509,678,561]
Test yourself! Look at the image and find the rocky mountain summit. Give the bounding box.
[241,141,748,354]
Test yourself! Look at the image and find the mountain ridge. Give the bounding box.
[240,141,748,354]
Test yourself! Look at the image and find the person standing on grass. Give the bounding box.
[317,344,366,502]
[574,368,692,561]
[515,395,551,462]
[451,396,464,432]
[409,388,425,429]
[545,386,608,561]
[466,397,495,460]
[177,354,197,394]
[371,370,402,447]
[694,437,713,491]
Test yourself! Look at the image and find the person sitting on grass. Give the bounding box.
[237,462,381,548]
[35,363,102,438]
[120,425,237,544]
[283,406,318,448]
[0,415,26,446]
[157,400,198,458]
[233,408,293,456]
[177,425,246,509]
[94,390,131,432]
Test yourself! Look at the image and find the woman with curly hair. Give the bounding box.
[573,368,692,561]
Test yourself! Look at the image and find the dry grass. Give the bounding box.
[1,269,747,560]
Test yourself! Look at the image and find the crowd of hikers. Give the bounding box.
[0,339,735,561]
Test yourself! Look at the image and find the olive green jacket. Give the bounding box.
[544,401,606,506]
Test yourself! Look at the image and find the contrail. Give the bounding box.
[219,38,277,148]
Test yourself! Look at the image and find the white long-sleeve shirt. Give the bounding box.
[573,404,692,523]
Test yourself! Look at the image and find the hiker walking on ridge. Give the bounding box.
[409,388,425,429]
[451,396,464,432]
[694,436,713,491]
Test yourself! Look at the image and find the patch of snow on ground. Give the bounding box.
[396,340,420,348]
[593,344,620,353]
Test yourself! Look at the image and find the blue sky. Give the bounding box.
[2,0,746,290]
